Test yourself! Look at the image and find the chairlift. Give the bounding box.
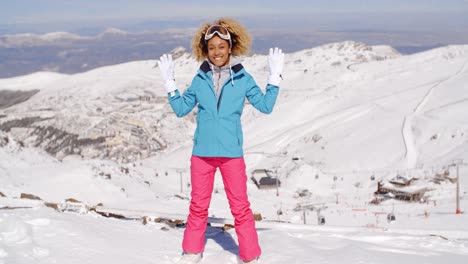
[387,213,396,223]
[318,215,326,225]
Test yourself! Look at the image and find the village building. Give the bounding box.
[374,180,430,203]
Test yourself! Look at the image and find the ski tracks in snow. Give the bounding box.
[247,102,376,154]
[402,58,468,168]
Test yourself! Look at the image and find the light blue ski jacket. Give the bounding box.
[168,60,279,157]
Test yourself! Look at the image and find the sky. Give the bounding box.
[1,0,468,51]
[2,0,468,25]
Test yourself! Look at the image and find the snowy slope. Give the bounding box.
[1,206,467,264]
[1,42,468,263]
[241,44,468,172]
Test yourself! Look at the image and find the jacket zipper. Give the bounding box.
[211,69,236,112]
[217,87,224,112]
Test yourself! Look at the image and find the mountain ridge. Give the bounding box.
[1,42,467,171]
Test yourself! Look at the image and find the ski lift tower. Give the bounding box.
[448,159,465,215]
[273,166,280,196]
[175,168,186,194]
[294,203,328,225]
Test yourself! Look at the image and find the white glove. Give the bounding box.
[157,54,178,93]
[268,47,284,86]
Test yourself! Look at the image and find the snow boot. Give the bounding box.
[241,257,259,264]
[177,252,202,263]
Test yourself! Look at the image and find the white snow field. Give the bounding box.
[1,41,468,263]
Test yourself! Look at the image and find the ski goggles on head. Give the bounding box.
[204,25,232,45]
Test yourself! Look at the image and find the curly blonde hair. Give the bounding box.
[192,18,252,61]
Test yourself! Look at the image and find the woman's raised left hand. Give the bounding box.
[268,47,284,86]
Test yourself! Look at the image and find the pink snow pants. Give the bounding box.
[182,155,261,261]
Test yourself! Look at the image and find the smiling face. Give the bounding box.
[207,35,231,67]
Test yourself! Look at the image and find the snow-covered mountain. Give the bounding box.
[1,41,467,170]
[0,32,85,47]
[0,28,132,47]
[1,41,468,264]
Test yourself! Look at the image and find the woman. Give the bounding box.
[158,18,284,264]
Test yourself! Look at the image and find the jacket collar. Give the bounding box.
[199,59,244,75]
[197,57,245,96]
